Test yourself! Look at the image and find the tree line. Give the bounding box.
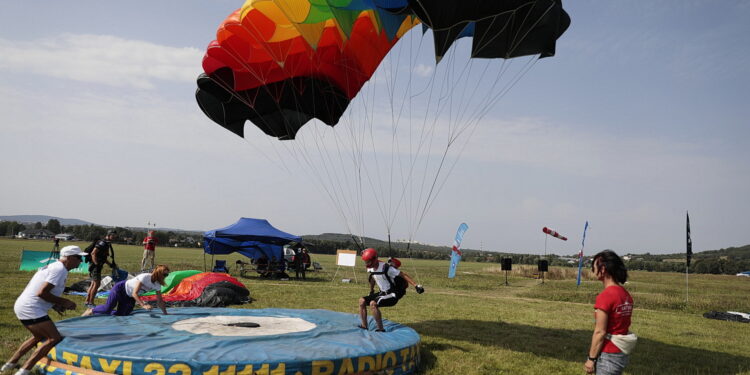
[302,238,750,275]
[0,220,202,248]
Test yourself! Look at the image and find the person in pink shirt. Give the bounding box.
[585,250,634,375]
[141,230,158,272]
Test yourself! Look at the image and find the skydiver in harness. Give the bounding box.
[358,248,424,332]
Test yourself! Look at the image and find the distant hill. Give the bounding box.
[0,215,92,226]
[302,233,455,253]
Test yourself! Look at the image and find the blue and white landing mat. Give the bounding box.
[36,307,420,375]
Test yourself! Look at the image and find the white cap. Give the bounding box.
[60,245,84,258]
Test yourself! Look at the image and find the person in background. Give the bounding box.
[51,238,60,255]
[141,230,158,272]
[585,250,635,375]
[293,247,311,280]
[83,265,169,316]
[2,246,83,375]
[358,248,424,332]
[84,230,117,309]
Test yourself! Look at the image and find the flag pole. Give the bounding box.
[686,211,692,306]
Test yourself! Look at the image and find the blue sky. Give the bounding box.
[1,1,748,255]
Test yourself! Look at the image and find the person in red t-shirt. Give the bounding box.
[585,250,633,375]
[141,231,158,272]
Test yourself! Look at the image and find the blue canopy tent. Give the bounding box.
[203,218,302,272]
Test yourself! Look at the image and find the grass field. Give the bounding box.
[1,239,749,374]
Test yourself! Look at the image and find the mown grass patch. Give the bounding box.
[1,239,748,374]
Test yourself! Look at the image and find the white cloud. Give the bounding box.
[413,63,433,77]
[0,34,203,89]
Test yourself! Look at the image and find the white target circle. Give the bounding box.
[172,315,317,336]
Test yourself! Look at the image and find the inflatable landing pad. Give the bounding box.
[37,307,420,375]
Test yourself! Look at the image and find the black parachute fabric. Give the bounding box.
[196,69,350,140]
[703,311,750,323]
[405,0,570,61]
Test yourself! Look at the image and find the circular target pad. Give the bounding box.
[38,307,420,375]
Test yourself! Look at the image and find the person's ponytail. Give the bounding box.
[593,250,628,284]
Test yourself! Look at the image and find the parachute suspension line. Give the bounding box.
[292,41,372,248]
[201,73,294,174]
[205,28,353,235]
[405,37,465,242]
[420,58,538,226]
[416,58,539,226]
[395,32,443,244]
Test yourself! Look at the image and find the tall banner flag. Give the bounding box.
[577,221,589,286]
[685,211,692,304]
[448,223,469,279]
[686,212,692,268]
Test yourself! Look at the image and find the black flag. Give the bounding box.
[686,212,692,268]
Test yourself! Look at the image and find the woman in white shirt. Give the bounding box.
[83,265,169,316]
[2,246,83,375]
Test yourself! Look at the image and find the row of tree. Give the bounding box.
[0,220,203,248]
[302,237,750,275]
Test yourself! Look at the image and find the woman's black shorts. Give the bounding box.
[20,315,51,326]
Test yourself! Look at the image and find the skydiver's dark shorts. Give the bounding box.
[20,315,51,326]
[89,263,104,281]
[362,292,402,308]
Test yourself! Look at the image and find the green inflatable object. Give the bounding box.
[141,270,201,296]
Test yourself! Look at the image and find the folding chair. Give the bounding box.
[212,259,229,273]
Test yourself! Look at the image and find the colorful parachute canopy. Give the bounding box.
[196,0,569,140]
[141,272,250,307]
[197,1,417,140]
[141,269,202,296]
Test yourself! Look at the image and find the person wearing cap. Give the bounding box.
[358,248,424,332]
[2,246,83,375]
[82,265,170,317]
[84,231,117,308]
[141,230,159,272]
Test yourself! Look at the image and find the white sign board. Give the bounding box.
[336,250,357,267]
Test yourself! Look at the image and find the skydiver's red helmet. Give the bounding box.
[361,248,378,263]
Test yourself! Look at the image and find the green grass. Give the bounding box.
[1,239,749,374]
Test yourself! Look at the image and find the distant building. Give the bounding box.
[17,229,55,239]
[54,233,75,241]
[559,257,578,264]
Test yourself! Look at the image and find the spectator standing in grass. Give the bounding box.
[2,246,83,375]
[84,230,117,308]
[141,230,159,272]
[585,250,636,375]
[52,238,60,255]
[83,265,169,316]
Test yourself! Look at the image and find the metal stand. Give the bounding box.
[331,265,357,283]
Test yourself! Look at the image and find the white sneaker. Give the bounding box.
[13,368,31,375]
[1,363,17,372]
